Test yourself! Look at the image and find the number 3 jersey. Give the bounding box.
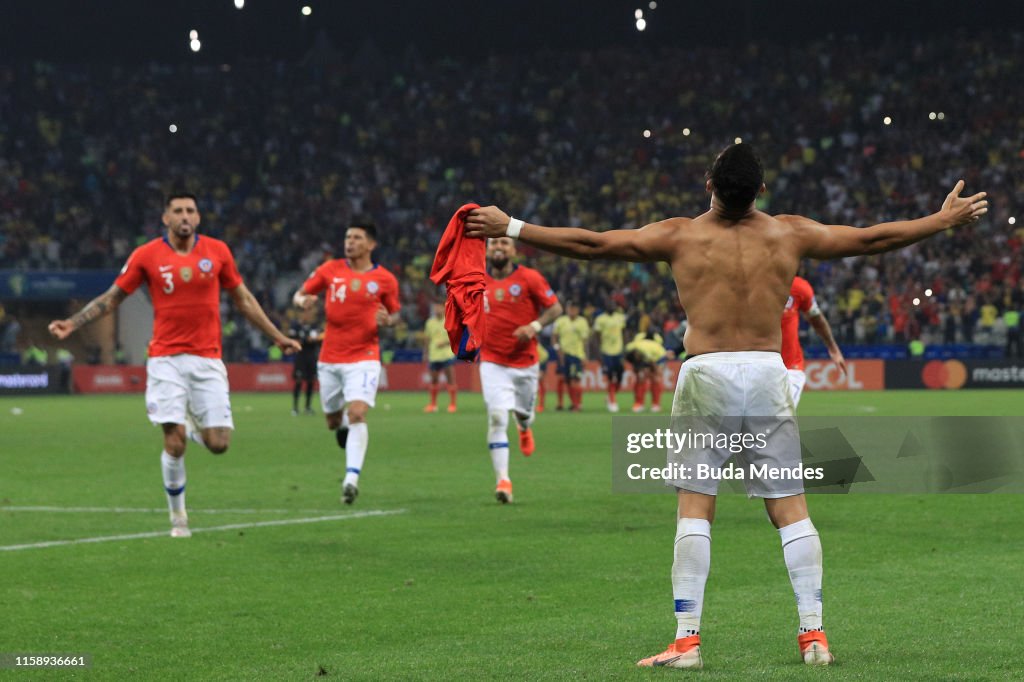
[302,259,401,364]
[115,235,243,358]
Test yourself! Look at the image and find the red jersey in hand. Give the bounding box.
[429,203,486,361]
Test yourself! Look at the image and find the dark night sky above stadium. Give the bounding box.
[2,0,1022,62]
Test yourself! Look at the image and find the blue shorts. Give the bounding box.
[560,355,584,380]
[598,352,622,378]
[429,359,455,372]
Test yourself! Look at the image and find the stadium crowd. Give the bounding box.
[1,32,1022,359]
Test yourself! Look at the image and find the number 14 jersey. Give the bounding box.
[302,259,401,363]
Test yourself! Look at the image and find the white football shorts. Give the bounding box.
[480,361,539,417]
[668,351,801,499]
[146,354,234,429]
[318,360,382,413]
[787,368,807,407]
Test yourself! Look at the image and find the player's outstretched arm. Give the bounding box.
[466,206,676,262]
[229,283,302,354]
[788,180,987,260]
[48,284,128,339]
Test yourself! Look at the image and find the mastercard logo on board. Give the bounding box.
[921,360,967,389]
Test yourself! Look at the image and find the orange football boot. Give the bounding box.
[495,479,513,504]
[636,635,703,669]
[518,428,535,456]
[798,630,834,665]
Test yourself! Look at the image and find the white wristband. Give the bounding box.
[529,320,543,333]
[506,217,524,239]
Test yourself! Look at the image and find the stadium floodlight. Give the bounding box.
[636,18,646,31]
[913,297,921,306]
[929,112,937,120]
[1010,217,1017,225]
[643,129,651,138]
[635,8,643,19]
[649,1,657,8]
[302,5,312,15]
[734,136,742,144]
[234,0,244,8]
[925,288,933,297]
[883,116,892,125]
[937,112,945,120]
[682,128,691,136]
[169,124,178,133]
[190,39,201,52]
[189,29,198,40]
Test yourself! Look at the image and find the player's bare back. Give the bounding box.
[657,210,801,356]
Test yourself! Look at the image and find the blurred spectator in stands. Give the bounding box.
[1,315,21,353]
[1005,307,1022,358]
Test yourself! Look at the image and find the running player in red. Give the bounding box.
[480,237,562,503]
[293,223,400,506]
[782,276,846,407]
[49,193,300,538]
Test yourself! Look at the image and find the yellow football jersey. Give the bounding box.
[593,311,626,355]
[554,315,590,359]
[425,316,455,362]
[626,337,666,364]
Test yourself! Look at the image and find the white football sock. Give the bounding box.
[488,409,510,482]
[779,518,824,633]
[161,450,187,519]
[344,423,368,486]
[672,517,711,640]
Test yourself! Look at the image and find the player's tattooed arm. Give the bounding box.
[229,283,302,353]
[48,285,128,339]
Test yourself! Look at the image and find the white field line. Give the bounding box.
[0,506,339,514]
[0,509,406,552]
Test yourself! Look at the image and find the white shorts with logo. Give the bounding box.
[318,360,382,413]
[787,369,807,407]
[669,351,801,498]
[480,361,539,416]
[146,354,234,429]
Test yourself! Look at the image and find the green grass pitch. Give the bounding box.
[1,389,1022,680]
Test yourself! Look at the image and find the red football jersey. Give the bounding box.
[481,265,558,368]
[114,236,243,358]
[781,276,817,370]
[303,259,400,363]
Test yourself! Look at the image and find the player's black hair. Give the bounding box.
[348,221,378,241]
[707,143,764,211]
[165,192,198,207]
